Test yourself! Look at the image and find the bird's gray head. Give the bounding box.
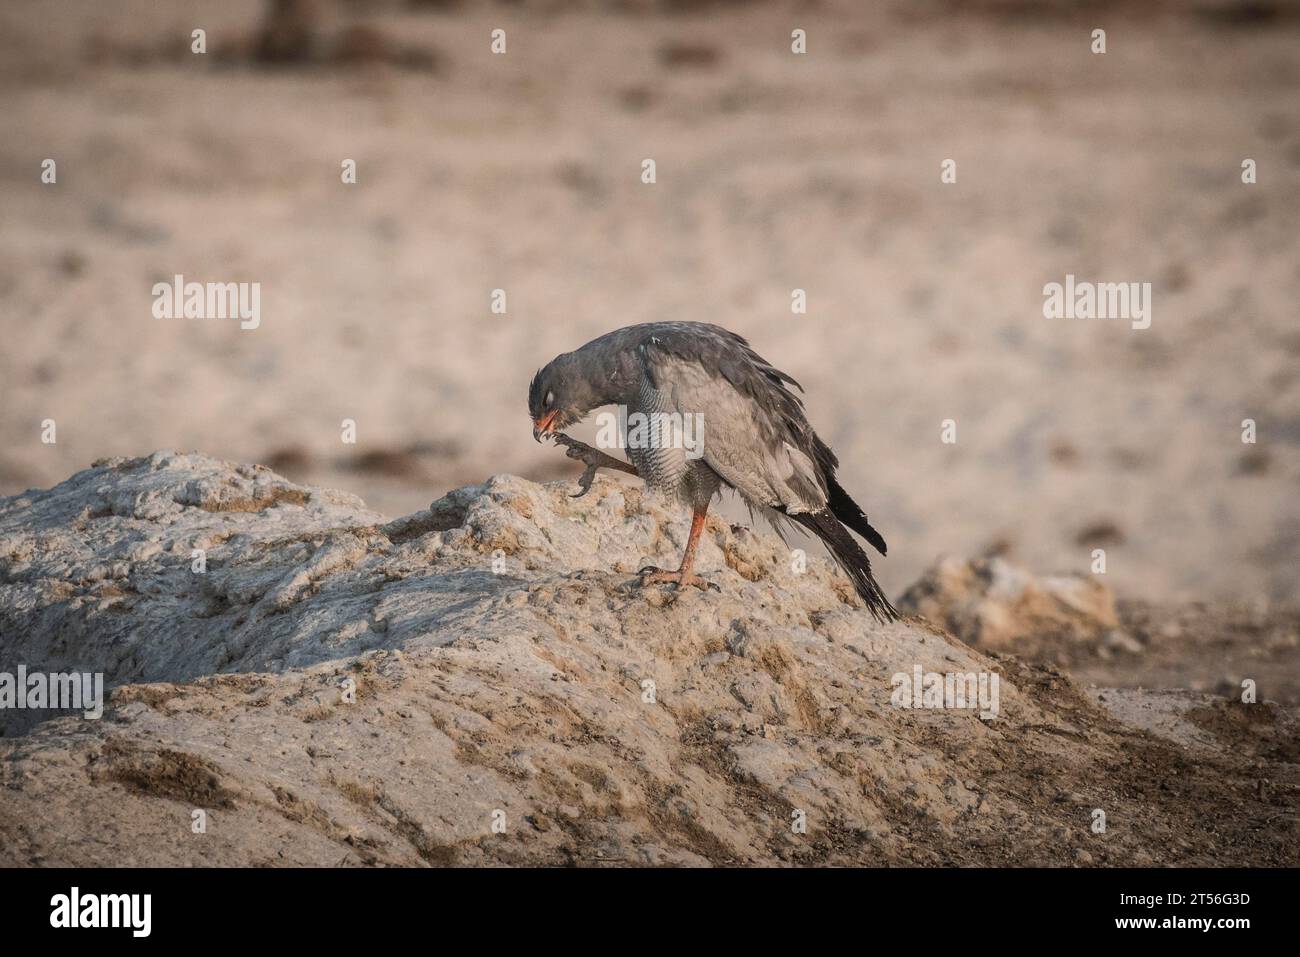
[528,351,608,442]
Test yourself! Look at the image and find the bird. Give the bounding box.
[528,321,899,622]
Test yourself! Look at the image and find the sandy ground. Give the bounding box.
[2,0,1299,613]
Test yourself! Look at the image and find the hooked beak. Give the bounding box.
[532,410,559,442]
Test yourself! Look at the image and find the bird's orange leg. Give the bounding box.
[639,506,718,591]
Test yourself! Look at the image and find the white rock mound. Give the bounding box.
[0,453,1292,866]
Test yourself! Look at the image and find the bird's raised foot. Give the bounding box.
[550,433,637,498]
[636,566,720,592]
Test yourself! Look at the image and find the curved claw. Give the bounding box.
[570,465,599,498]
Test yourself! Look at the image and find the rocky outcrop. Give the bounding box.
[0,453,1295,866]
[897,556,1141,665]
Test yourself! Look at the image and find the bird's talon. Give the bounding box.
[636,568,716,591]
[570,465,599,498]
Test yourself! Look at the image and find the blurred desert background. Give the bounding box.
[2,0,1299,609]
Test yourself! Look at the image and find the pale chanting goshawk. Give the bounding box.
[529,321,898,622]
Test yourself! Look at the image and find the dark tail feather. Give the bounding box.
[792,509,899,623]
[826,476,888,556]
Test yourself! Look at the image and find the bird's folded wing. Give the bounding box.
[640,348,827,515]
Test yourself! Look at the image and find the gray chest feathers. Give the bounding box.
[625,380,720,507]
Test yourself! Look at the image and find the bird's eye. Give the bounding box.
[545,391,555,407]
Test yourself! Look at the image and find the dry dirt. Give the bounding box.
[0,452,1295,866]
